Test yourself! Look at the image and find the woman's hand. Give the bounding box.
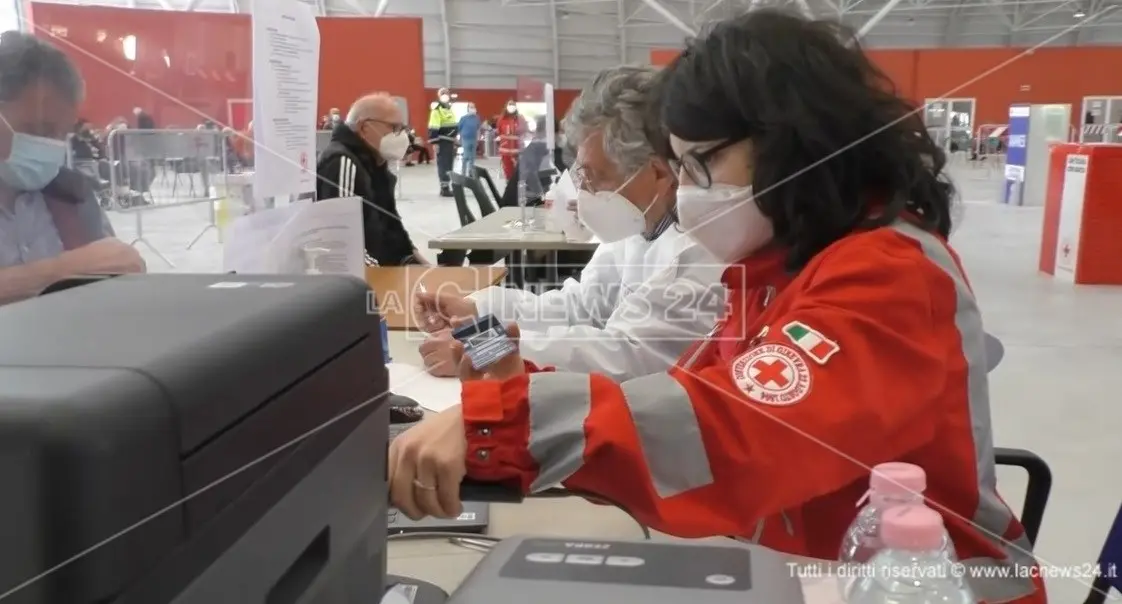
[388,406,467,520]
[419,329,462,377]
[414,291,478,333]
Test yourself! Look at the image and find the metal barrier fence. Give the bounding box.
[1081,123,1122,143]
[96,128,231,266]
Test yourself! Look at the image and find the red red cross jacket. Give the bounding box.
[460,220,1046,604]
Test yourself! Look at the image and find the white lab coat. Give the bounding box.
[470,228,726,381]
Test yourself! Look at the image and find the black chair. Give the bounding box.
[448,172,476,227]
[1084,503,1122,604]
[441,173,501,268]
[993,447,1051,548]
[987,333,1051,550]
[473,166,503,208]
[463,175,497,217]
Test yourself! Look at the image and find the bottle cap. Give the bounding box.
[880,505,945,551]
[870,462,927,498]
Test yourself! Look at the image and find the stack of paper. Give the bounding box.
[223,196,365,280]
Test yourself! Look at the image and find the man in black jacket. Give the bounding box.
[315,93,427,266]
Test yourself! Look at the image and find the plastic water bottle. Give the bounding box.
[379,317,392,364]
[846,505,976,604]
[838,463,956,597]
[517,179,529,232]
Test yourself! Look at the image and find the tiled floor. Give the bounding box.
[110,157,1122,602]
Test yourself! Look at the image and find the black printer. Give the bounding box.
[0,274,389,604]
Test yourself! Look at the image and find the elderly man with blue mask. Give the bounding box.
[0,31,144,304]
[415,65,726,381]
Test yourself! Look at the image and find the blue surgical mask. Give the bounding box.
[0,132,67,191]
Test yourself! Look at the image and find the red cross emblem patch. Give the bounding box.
[730,343,812,406]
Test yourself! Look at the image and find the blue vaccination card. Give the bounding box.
[452,314,516,371]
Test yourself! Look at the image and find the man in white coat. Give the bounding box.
[415,65,725,381]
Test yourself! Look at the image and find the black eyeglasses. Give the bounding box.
[670,138,740,189]
[362,118,407,134]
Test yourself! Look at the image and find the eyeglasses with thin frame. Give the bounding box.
[362,118,407,135]
[669,138,740,190]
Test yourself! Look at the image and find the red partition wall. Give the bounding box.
[27,4,427,133]
[650,45,1122,126]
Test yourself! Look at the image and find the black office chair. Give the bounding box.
[986,333,1051,550]
[473,166,503,208]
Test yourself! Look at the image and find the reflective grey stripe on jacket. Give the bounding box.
[525,224,1037,603]
[892,222,1037,603]
[523,371,712,495]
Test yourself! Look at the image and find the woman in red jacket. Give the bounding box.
[390,10,1045,603]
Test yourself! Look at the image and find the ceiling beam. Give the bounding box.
[439,0,452,88]
[791,0,815,18]
[340,0,369,14]
[856,0,905,37]
[637,0,698,36]
[618,0,628,62]
[549,0,560,85]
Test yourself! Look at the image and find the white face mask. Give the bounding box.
[378,131,410,161]
[506,105,516,114]
[677,184,774,263]
[439,94,451,104]
[575,171,651,243]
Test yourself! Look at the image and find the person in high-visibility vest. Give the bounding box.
[427,87,458,197]
[495,100,525,180]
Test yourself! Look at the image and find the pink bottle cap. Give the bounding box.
[870,462,927,498]
[881,505,945,551]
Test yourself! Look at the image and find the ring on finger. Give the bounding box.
[413,478,437,491]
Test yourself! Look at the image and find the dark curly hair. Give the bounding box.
[660,9,954,270]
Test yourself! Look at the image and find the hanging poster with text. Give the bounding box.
[252,0,320,201]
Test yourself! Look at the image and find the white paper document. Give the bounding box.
[265,197,365,278]
[224,197,364,280]
[387,363,461,413]
[549,170,593,242]
[222,200,308,273]
[251,0,320,200]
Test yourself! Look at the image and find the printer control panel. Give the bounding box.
[497,538,753,591]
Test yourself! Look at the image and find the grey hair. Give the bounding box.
[562,65,668,176]
[0,31,84,105]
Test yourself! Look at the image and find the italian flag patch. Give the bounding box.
[782,321,839,364]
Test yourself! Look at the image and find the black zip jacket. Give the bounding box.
[315,124,417,266]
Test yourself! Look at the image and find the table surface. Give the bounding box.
[366,265,507,330]
[384,332,842,603]
[428,207,600,252]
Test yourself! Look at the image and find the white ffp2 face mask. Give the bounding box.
[378,131,410,161]
[575,170,653,243]
[677,184,774,263]
[576,189,650,243]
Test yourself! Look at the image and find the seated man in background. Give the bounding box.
[0,31,144,305]
[415,65,725,381]
[316,92,428,266]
